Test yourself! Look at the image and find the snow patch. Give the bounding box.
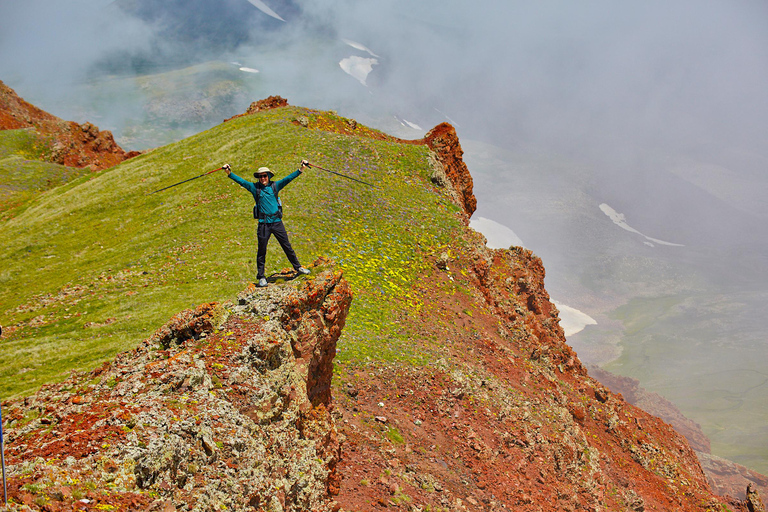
[342,39,379,57]
[239,67,259,74]
[469,217,524,249]
[393,116,423,131]
[403,119,422,130]
[339,56,378,85]
[245,0,285,21]
[553,301,597,337]
[599,203,684,247]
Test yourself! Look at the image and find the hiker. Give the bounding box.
[223,160,311,287]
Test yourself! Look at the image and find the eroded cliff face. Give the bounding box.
[329,121,762,511]
[0,80,137,170]
[3,265,351,511]
[423,122,477,217]
[333,234,738,511]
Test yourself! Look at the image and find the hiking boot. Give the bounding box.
[257,277,268,287]
[297,267,311,276]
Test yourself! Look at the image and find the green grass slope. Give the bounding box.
[0,129,93,220]
[0,106,463,398]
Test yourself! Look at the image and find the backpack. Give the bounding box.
[252,182,283,220]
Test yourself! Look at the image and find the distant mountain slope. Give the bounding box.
[114,0,295,44]
[96,0,300,74]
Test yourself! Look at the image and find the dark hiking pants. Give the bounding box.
[256,220,301,279]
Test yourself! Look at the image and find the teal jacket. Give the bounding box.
[229,169,302,223]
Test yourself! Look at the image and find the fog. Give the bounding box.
[2,0,768,475]
[3,1,766,158]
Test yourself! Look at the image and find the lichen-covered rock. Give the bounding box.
[2,264,351,511]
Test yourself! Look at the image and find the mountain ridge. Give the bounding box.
[1,94,764,511]
[0,79,138,170]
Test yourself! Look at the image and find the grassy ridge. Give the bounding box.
[0,129,94,219]
[0,106,462,398]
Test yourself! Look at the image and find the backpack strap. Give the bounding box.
[252,186,261,219]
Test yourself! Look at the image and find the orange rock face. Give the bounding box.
[0,79,138,170]
[423,122,477,216]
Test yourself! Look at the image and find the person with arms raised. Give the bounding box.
[223,159,311,287]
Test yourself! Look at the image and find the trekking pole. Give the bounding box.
[306,162,377,188]
[1,401,6,507]
[148,166,225,195]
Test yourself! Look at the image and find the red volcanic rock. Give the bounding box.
[0,79,137,170]
[225,95,289,122]
[281,269,353,408]
[246,95,289,113]
[0,80,58,130]
[423,122,477,216]
[2,263,351,511]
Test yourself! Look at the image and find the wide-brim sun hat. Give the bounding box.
[254,167,274,179]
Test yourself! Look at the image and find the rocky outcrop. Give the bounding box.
[588,364,712,452]
[225,95,289,122]
[747,484,767,512]
[246,96,289,114]
[2,265,351,511]
[0,79,138,170]
[587,364,768,504]
[422,122,477,217]
[698,451,768,502]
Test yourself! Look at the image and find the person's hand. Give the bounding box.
[223,163,231,175]
[301,159,310,169]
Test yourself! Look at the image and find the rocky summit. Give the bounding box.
[3,265,351,511]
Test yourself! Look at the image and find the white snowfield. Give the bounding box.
[469,216,525,249]
[553,302,597,337]
[339,39,379,86]
[339,56,378,85]
[245,0,285,21]
[599,203,684,247]
[239,67,259,74]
